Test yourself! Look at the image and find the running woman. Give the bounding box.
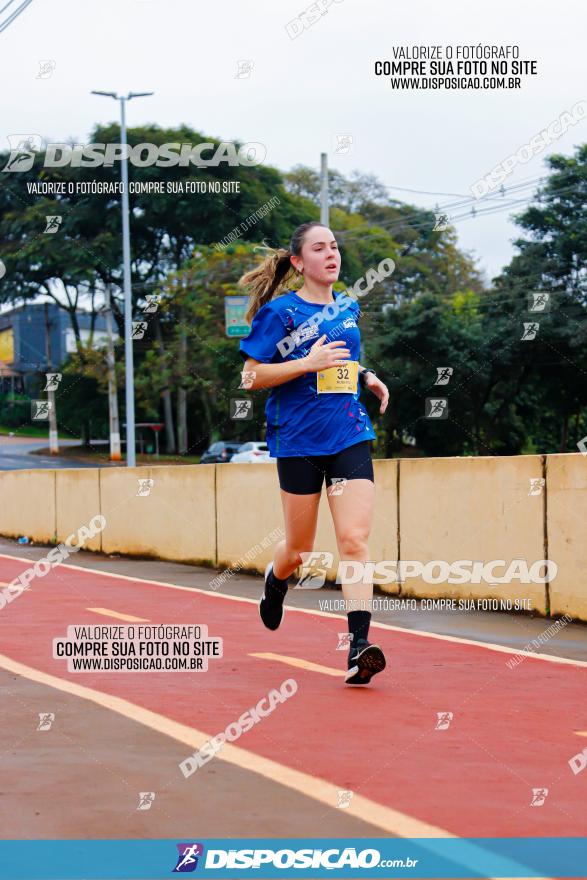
[238,221,390,684]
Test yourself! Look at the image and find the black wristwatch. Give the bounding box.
[359,368,376,387]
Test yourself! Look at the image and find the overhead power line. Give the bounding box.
[0,0,34,33]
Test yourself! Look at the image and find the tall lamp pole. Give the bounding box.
[320,152,329,226]
[91,89,153,467]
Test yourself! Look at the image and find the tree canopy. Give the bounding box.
[0,127,584,457]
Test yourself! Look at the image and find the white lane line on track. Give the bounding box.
[0,552,585,668]
[87,607,149,622]
[0,652,554,879]
[250,652,346,677]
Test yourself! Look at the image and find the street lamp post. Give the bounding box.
[91,89,153,467]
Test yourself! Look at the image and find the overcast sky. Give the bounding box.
[1,0,585,286]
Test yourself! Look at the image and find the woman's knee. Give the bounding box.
[284,542,314,565]
[336,530,369,558]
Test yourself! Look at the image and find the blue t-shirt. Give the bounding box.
[239,289,376,458]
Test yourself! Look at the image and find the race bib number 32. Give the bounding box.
[317,360,358,394]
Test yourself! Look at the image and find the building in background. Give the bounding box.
[0,302,116,395]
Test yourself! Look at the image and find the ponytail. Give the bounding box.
[238,248,296,324]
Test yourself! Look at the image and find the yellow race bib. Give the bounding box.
[317,361,358,394]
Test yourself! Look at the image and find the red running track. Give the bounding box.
[1,553,586,839]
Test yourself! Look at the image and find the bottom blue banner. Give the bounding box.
[0,837,585,879]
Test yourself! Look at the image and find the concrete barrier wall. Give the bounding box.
[0,469,56,543]
[56,469,102,552]
[216,463,281,572]
[395,455,548,614]
[0,452,584,620]
[99,465,217,564]
[546,453,587,621]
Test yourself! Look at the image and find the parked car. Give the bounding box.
[230,441,271,463]
[200,441,242,464]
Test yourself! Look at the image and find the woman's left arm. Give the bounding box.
[358,365,389,414]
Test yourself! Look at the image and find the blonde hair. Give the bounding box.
[238,221,326,324]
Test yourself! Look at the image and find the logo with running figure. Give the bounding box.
[336,789,354,808]
[528,292,550,312]
[173,843,204,872]
[435,712,453,730]
[239,370,256,390]
[37,712,55,731]
[434,367,453,385]
[327,476,347,496]
[530,788,548,807]
[2,134,42,173]
[44,215,62,234]
[31,399,52,420]
[521,322,539,341]
[137,791,155,810]
[295,551,334,589]
[425,398,448,419]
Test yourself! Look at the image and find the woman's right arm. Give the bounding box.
[241,337,350,391]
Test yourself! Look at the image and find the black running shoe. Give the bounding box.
[259,562,287,630]
[345,638,386,685]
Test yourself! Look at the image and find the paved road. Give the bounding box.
[0,537,585,858]
[0,436,102,470]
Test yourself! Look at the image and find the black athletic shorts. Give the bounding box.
[276,440,374,495]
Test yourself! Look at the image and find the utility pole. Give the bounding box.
[91,89,153,466]
[43,303,59,454]
[320,152,329,226]
[177,307,188,456]
[104,284,122,461]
